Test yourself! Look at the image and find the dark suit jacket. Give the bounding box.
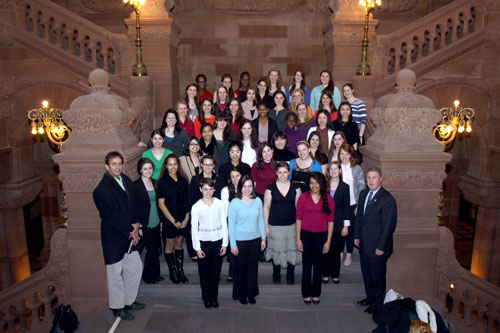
[252,117,279,143]
[93,173,135,265]
[354,186,397,258]
[132,178,160,228]
[333,181,350,233]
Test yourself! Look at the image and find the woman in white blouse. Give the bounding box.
[237,119,258,167]
[191,178,228,309]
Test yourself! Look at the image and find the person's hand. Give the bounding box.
[341,226,348,237]
[354,207,358,216]
[296,240,303,252]
[130,232,139,245]
[180,220,188,229]
[261,240,266,251]
[266,227,271,238]
[359,136,364,145]
[138,142,147,148]
[138,229,143,237]
[131,223,140,234]
[375,249,384,256]
[354,239,360,247]
[175,221,182,229]
[231,247,239,256]
[220,246,227,256]
[196,250,205,259]
[322,242,331,254]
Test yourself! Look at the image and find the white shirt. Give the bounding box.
[363,186,381,214]
[191,198,228,251]
[221,185,237,215]
[341,163,356,206]
[241,139,257,167]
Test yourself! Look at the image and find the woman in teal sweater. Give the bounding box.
[228,175,266,305]
[310,70,341,111]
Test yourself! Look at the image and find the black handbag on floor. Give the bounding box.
[50,304,79,333]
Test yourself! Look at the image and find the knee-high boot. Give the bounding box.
[165,253,180,284]
[286,263,295,285]
[175,249,189,283]
[272,264,281,284]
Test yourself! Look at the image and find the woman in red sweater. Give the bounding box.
[250,142,277,201]
[296,172,334,305]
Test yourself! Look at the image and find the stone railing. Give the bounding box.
[0,229,69,332]
[13,0,130,96]
[373,0,487,96]
[435,226,500,331]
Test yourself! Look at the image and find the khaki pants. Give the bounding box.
[106,251,142,309]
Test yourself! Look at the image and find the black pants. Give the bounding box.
[359,248,388,312]
[233,238,260,301]
[322,230,342,279]
[341,205,356,253]
[227,237,235,278]
[301,230,327,298]
[142,225,161,283]
[198,240,223,303]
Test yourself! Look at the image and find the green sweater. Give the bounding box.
[142,148,173,180]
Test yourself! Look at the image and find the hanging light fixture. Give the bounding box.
[433,100,474,149]
[27,100,71,151]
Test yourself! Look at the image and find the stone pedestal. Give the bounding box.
[458,175,500,286]
[53,69,142,320]
[0,176,43,290]
[129,75,154,143]
[360,69,452,300]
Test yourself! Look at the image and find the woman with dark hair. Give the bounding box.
[218,141,251,183]
[327,131,347,163]
[310,70,341,111]
[238,119,259,167]
[314,92,339,123]
[176,100,195,137]
[338,143,365,267]
[214,86,229,114]
[242,88,258,121]
[146,109,189,157]
[322,162,350,284]
[253,102,279,144]
[256,78,273,109]
[286,70,311,106]
[307,109,334,152]
[308,131,328,173]
[271,131,296,162]
[157,154,190,284]
[133,158,163,284]
[141,129,173,180]
[250,142,277,200]
[332,101,360,151]
[196,73,213,101]
[191,178,228,309]
[199,122,226,171]
[227,98,245,135]
[288,141,322,192]
[263,162,302,285]
[213,112,236,147]
[236,71,251,103]
[184,83,200,120]
[228,175,266,305]
[214,73,237,103]
[343,83,367,146]
[296,172,334,304]
[269,90,289,131]
[285,113,301,156]
[221,167,244,282]
[178,136,202,182]
[194,98,216,138]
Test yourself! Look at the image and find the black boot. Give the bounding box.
[272,264,281,284]
[175,249,189,283]
[286,263,295,285]
[165,253,180,284]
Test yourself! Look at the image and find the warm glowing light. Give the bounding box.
[458,126,465,133]
[445,125,452,133]
[31,127,37,135]
[359,0,381,8]
[466,126,472,133]
[449,283,455,290]
[454,100,460,108]
[38,127,44,134]
[42,100,49,108]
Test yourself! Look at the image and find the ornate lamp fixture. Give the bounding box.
[124,0,148,76]
[356,0,382,76]
[433,100,474,149]
[28,100,71,151]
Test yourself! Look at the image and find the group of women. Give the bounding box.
[132,68,369,307]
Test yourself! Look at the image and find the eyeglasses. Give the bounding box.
[229,150,241,154]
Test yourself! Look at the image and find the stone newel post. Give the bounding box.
[361,69,452,300]
[53,69,142,320]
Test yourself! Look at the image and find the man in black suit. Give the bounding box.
[354,167,397,319]
[93,151,145,321]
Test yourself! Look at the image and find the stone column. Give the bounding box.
[360,69,452,300]
[129,76,154,144]
[0,176,43,290]
[53,69,142,320]
[124,0,180,127]
[458,175,500,286]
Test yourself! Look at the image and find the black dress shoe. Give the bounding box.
[204,301,212,309]
[365,305,373,314]
[312,298,320,305]
[125,301,145,311]
[303,298,312,305]
[212,301,219,309]
[226,277,233,283]
[248,297,256,304]
[322,278,329,284]
[357,298,372,306]
[157,276,165,282]
[239,298,248,305]
[112,308,134,320]
[332,278,340,284]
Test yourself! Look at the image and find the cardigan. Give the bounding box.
[132,178,160,229]
[307,126,334,151]
[228,197,266,248]
[146,129,189,157]
[252,117,279,143]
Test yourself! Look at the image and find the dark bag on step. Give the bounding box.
[50,304,79,333]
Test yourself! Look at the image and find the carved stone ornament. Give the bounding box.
[174,0,331,13]
[458,175,500,208]
[381,171,447,190]
[58,172,103,192]
[0,176,44,210]
[41,229,69,302]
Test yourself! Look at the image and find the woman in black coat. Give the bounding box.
[132,157,163,284]
[322,162,351,284]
